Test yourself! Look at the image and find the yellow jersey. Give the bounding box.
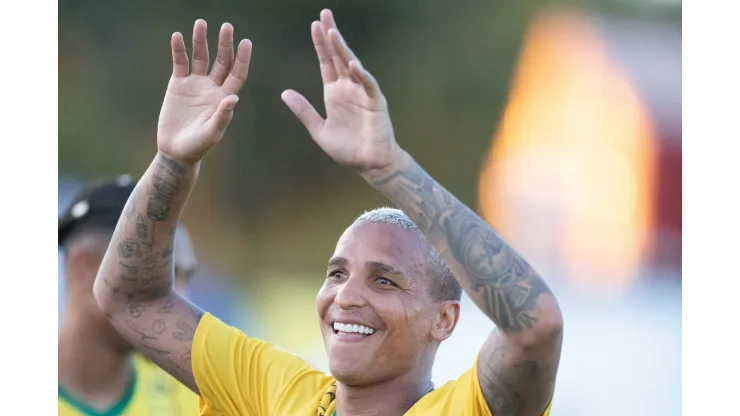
[192,313,553,416]
[58,354,199,416]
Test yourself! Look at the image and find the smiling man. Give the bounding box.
[318,209,464,391]
[94,10,563,416]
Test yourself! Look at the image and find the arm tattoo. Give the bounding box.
[158,299,174,314]
[136,215,148,240]
[370,161,552,332]
[110,154,188,300]
[95,153,205,393]
[147,156,187,222]
[118,239,140,258]
[173,319,196,341]
[369,157,562,415]
[478,343,537,415]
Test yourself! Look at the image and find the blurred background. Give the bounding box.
[59,0,681,414]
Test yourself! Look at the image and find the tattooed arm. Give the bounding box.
[93,19,251,394]
[94,153,204,393]
[363,151,563,416]
[282,11,561,415]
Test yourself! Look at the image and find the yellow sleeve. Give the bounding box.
[468,354,555,416]
[192,313,320,416]
[418,355,554,416]
[470,354,555,416]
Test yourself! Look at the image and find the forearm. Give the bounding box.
[94,152,199,309]
[363,151,562,340]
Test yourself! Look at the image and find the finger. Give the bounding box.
[320,9,348,78]
[312,21,337,84]
[209,23,234,85]
[206,95,240,136]
[171,32,189,78]
[191,19,209,76]
[281,89,325,139]
[349,60,380,99]
[320,9,338,31]
[328,28,359,68]
[222,39,253,95]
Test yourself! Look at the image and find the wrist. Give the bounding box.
[360,149,412,186]
[156,150,202,173]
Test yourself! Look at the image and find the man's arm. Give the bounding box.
[364,152,563,416]
[281,10,562,415]
[93,19,252,395]
[94,154,203,392]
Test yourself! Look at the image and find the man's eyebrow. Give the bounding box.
[366,261,408,283]
[327,257,348,268]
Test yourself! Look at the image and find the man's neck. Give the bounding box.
[58,311,134,411]
[335,373,435,416]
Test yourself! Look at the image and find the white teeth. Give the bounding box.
[333,322,376,335]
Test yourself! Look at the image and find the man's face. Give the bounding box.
[316,221,440,385]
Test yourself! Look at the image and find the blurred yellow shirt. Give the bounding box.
[58,354,199,416]
[193,312,554,416]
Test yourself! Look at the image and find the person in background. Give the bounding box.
[58,175,200,415]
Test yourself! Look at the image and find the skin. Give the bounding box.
[317,220,460,415]
[94,9,563,416]
[59,225,197,412]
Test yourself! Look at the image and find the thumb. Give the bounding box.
[281,89,324,138]
[207,95,239,136]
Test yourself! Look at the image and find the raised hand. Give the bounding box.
[157,20,252,164]
[281,10,403,173]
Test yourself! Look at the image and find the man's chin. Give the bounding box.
[328,357,372,385]
[330,367,367,386]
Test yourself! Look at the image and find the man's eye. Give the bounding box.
[378,277,394,286]
[327,270,345,279]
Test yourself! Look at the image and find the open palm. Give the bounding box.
[282,10,401,172]
[157,20,252,164]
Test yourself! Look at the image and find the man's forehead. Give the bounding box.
[333,221,426,268]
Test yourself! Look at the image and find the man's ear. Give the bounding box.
[430,301,460,342]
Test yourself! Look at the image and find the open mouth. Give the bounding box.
[332,322,376,336]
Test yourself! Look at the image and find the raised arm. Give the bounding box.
[282,10,562,415]
[93,19,252,394]
[365,155,562,415]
